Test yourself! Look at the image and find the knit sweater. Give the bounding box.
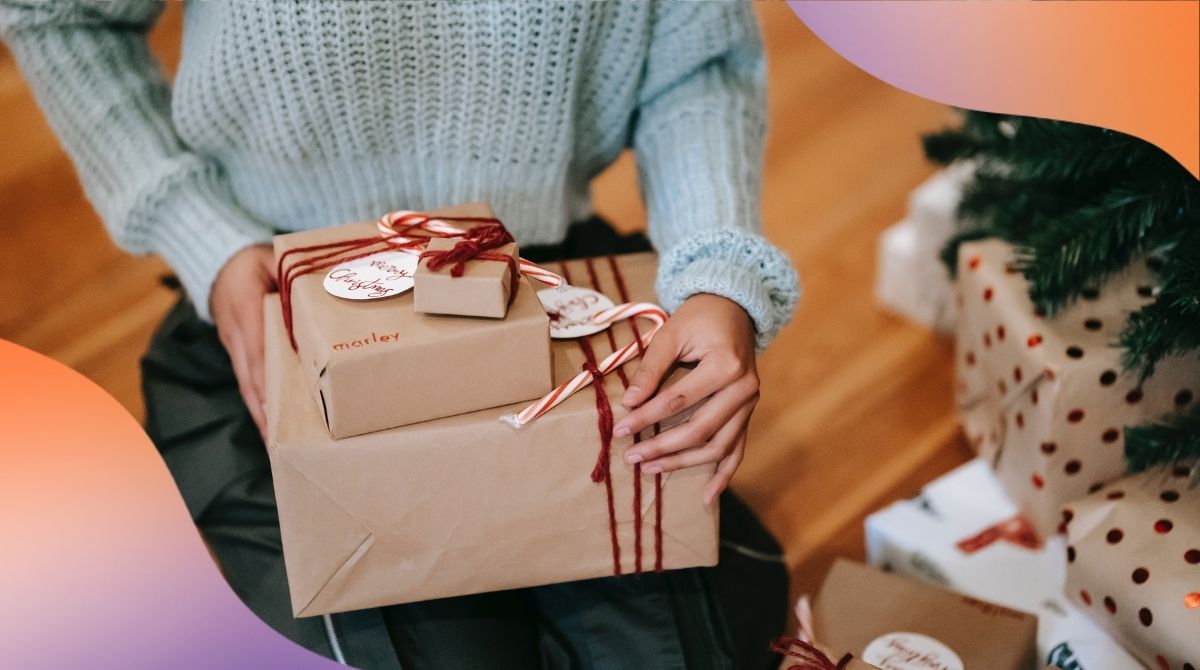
[1,0,798,347]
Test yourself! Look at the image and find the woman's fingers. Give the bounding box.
[620,328,678,409]
[703,433,746,505]
[639,404,751,475]
[227,327,266,438]
[623,379,754,463]
[241,296,268,429]
[615,351,744,438]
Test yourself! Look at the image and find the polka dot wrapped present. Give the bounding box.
[953,240,1200,536]
[1062,463,1199,669]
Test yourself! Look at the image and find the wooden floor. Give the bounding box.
[0,3,968,604]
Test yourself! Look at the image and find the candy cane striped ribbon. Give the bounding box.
[375,210,564,287]
[502,302,668,428]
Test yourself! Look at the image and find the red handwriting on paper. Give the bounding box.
[332,331,402,351]
[327,263,413,299]
[545,292,601,329]
[874,637,957,670]
[369,258,413,280]
[326,269,395,298]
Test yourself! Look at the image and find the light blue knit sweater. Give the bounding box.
[2,0,798,347]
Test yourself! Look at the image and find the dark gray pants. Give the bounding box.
[141,220,787,669]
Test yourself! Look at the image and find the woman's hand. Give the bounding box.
[210,244,277,438]
[614,293,759,505]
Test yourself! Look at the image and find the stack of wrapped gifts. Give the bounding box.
[920,237,1200,668]
[264,202,718,617]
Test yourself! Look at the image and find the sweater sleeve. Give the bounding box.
[0,0,273,321]
[633,0,798,350]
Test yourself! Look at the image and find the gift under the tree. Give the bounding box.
[272,202,553,438]
[866,459,1141,669]
[954,239,1200,536]
[264,252,719,617]
[1063,463,1200,670]
[414,236,521,319]
[810,559,1039,670]
[874,163,972,334]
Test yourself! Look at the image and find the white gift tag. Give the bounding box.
[862,632,964,670]
[323,250,419,300]
[537,286,615,339]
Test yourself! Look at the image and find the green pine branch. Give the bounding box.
[1119,225,1200,377]
[1125,404,1200,472]
[925,112,1200,471]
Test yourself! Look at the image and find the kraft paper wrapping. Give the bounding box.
[814,560,1039,670]
[414,238,519,319]
[1063,464,1200,669]
[954,239,1200,536]
[273,202,552,438]
[264,252,719,617]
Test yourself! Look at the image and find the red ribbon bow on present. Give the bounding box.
[770,637,854,670]
[419,221,521,308]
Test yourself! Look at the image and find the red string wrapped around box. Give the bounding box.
[501,257,670,576]
[276,210,561,350]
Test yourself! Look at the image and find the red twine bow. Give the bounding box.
[769,637,854,670]
[955,515,1043,554]
[419,222,520,307]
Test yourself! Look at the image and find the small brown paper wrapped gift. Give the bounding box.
[273,202,552,438]
[414,237,520,318]
[1063,463,1200,669]
[813,560,1039,670]
[265,252,719,617]
[954,239,1200,535]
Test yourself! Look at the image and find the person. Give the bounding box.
[2,1,798,668]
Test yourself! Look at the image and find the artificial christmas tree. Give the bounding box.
[927,112,1200,473]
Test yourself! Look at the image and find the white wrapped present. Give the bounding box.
[865,459,1142,669]
[874,164,973,333]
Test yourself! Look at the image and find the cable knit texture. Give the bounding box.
[1,0,798,344]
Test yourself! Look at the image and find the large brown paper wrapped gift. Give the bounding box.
[273,202,552,438]
[814,560,1039,670]
[1063,463,1200,669]
[954,239,1200,535]
[413,237,520,318]
[265,252,719,617]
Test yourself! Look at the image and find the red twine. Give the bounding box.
[275,213,508,350]
[562,256,665,576]
[956,515,1043,554]
[769,637,853,670]
[604,254,664,572]
[419,222,520,308]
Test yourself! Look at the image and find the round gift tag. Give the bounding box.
[323,250,419,300]
[862,632,964,670]
[537,286,616,339]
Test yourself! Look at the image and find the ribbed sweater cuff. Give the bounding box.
[657,229,799,352]
[132,159,274,322]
